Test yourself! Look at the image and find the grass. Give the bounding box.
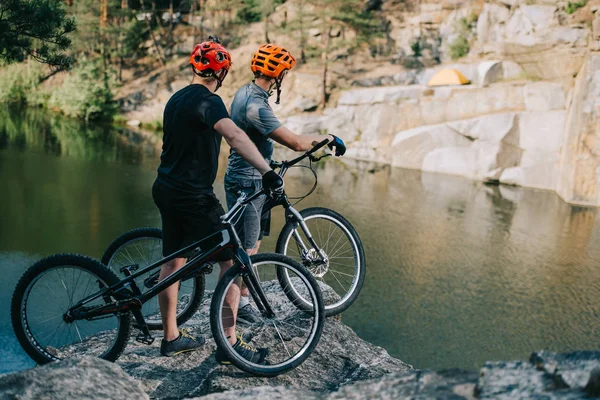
[449,36,470,60]
[565,0,587,14]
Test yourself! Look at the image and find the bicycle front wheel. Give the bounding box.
[276,207,366,316]
[101,227,205,330]
[210,253,324,377]
[11,254,131,364]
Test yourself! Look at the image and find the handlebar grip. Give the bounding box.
[306,138,330,156]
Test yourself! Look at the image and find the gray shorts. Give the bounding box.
[224,175,271,250]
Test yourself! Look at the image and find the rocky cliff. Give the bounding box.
[2,347,600,399]
[118,0,600,206]
[1,290,598,399]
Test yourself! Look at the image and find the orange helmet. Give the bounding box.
[250,44,296,79]
[190,36,231,90]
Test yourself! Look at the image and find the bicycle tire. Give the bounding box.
[210,253,325,377]
[275,207,366,316]
[101,227,205,330]
[11,254,132,364]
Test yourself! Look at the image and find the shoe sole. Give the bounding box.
[236,316,260,326]
[161,348,199,357]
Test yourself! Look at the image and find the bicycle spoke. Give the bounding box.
[272,321,292,358]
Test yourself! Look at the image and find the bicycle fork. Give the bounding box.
[286,208,328,264]
[236,249,276,318]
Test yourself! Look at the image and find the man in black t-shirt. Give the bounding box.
[152,38,282,363]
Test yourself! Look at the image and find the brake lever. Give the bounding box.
[309,153,332,162]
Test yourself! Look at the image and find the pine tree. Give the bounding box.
[0,0,76,69]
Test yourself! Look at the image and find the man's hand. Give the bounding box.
[262,170,284,197]
[327,135,346,156]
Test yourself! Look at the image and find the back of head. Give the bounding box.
[189,36,232,91]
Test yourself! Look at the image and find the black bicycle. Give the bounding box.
[101,139,365,329]
[11,189,325,377]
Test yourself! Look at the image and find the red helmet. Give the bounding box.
[189,36,232,90]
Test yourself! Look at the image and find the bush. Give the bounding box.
[565,0,587,14]
[0,63,44,105]
[237,0,262,23]
[448,35,470,60]
[50,60,117,121]
[410,40,422,57]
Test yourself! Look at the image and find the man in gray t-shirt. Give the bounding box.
[224,44,346,325]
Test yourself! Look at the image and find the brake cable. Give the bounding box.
[286,153,331,206]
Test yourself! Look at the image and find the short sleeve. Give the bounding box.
[196,95,230,129]
[246,99,282,137]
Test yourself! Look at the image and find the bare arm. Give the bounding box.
[214,118,270,175]
[269,125,333,152]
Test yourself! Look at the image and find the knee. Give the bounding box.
[163,258,184,272]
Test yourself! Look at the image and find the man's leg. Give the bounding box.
[218,259,240,345]
[239,240,260,298]
[158,257,186,341]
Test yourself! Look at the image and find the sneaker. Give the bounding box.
[237,304,263,326]
[160,329,205,357]
[215,339,269,365]
[236,329,253,343]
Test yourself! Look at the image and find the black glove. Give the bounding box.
[327,135,346,156]
[262,170,284,197]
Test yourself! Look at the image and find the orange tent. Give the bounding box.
[427,69,470,86]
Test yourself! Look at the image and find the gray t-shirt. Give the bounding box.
[226,83,282,180]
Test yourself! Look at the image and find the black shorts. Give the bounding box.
[152,180,233,262]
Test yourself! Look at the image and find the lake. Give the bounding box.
[1,106,599,374]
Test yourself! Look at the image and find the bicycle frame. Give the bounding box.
[260,140,332,265]
[66,139,332,339]
[65,189,280,334]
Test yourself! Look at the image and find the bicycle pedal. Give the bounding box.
[135,332,155,345]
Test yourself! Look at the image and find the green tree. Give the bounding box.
[306,0,382,106]
[0,0,76,69]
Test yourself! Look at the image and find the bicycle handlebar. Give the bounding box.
[270,137,330,171]
[224,138,332,224]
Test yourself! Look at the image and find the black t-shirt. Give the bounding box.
[156,84,230,193]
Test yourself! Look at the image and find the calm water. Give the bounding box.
[1,106,599,374]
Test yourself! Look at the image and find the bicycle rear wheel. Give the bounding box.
[210,253,324,377]
[276,207,366,316]
[101,227,205,330]
[11,254,131,364]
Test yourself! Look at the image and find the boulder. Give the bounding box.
[518,110,566,151]
[502,61,524,80]
[0,357,149,400]
[477,60,504,87]
[422,146,477,177]
[391,124,472,169]
[499,161,558,190]
[523,82,567,112]
[448,112,519,143]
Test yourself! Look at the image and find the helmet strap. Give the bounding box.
[274,76,283,105]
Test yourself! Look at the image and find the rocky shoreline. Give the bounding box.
[1,293,599,399]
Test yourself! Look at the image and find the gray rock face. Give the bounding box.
[198,351,600,400]
[115,291,410,399]
[0,357,149,400]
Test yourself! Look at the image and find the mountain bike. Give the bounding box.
[101,139,365,329]
[11,189,325,377]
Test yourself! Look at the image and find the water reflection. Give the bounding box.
[1,107,600,374]
[0,106,161,164]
